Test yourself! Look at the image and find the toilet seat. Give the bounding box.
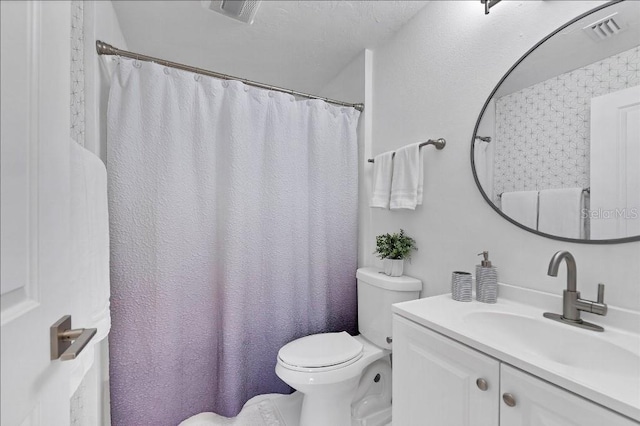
[278,331,363,372]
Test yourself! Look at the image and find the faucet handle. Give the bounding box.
[597,283,605,304]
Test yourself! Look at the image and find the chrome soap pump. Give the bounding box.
[476,251,498,303]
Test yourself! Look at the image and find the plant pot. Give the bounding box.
[383,258,404,277]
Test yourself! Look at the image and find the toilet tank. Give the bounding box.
[356,267,422,350]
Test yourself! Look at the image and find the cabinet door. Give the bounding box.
[500,364,637,426]
[392,315,500,426]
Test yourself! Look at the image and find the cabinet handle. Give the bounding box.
[476,378,488,391]
[502,393,516,407]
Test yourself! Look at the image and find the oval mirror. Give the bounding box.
[472,0,640,244]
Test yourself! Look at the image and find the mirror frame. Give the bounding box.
[471,0,640,245]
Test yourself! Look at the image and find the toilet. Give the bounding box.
[275,267,422,426]
[180,267,422,426]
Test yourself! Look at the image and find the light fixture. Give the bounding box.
[481,0,502,15]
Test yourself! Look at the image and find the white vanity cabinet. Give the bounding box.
[393,315,637,426]
[393,315,499,426]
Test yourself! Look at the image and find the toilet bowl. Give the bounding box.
[276,334,387,426]
[274,268,422,426]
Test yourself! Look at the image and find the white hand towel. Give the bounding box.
[370,151,394,209]
[474,140,494,200]
[69,141,111,397]
[501,190,539,230]
[538,188,585,239]
[390,143,423,210]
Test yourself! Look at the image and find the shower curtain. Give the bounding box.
[107,59,359,425]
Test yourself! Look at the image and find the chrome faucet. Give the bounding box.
[543,250,607,332]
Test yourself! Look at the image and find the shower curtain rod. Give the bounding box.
[95,41,364,112]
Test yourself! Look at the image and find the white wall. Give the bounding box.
[84,0,128,162]
[367,1,640,311]
[319,50,374,267]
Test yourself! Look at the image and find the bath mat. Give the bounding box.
[180,399,285,426]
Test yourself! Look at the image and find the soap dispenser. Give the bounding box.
[476,251,498,303]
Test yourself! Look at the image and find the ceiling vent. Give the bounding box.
[583,13,625,41]
[205,0,262,25]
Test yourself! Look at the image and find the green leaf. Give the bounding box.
[373,229,417,260]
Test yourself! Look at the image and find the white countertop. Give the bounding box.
[392,288,640,421]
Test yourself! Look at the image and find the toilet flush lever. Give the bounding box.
[386,337,393,344]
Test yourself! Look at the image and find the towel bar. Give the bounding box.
[498,188,590,198]
[367,138,446,163]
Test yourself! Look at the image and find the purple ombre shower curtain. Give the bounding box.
[106,59,359,425]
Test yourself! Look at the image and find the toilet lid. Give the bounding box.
[278,332,363,369]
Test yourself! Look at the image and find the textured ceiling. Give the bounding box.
[112,1,429,95]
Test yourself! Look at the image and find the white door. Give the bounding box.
[392,315,500,426]
[500,364,636,425]
[590,85,640,239]
[1,2,81,425]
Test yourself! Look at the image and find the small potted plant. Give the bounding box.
[374,229,417,277]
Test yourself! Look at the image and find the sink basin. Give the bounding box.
[463,311,640,379]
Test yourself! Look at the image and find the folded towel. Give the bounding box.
[69,141,111,396]
[538,188,585,239]
[390,143,423,210]
[501,190,539,230]
[370,151,394,209]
